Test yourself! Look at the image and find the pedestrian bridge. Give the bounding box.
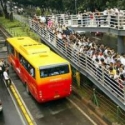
[28,19,125,111]
[47,13,125,54]
[47,12,125,36]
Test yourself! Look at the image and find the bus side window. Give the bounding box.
[11,46,14,55]
[40,69,48,77]
[20,57,23,64]
[19,54,23,63]
[28,64,35,78]
[18,54,35,78]
[7,43,14,55]
[19,56,28,70]
[40,71,44,77]
[30,66,34,76]
[60,70,64,74]
[22,58,27,68]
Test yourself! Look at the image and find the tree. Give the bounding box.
[36,7,41,16]
[0,0,9,19]
[10,0,125,14]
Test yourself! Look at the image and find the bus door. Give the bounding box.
[27,66,37,97]
[18,54,27,82]
[7,43,15,67]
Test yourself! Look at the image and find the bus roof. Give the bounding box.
[7,37,69,67]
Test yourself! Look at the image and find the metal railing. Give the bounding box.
[47,12,125,30]
[14,12,125,30]
[13,13,125,111]
[29,19,125,109]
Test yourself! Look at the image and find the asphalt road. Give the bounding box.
[10,68,96,125]
[0,44,26,125]
[0,79,25,125]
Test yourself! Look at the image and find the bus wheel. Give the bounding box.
[26,84,30,95]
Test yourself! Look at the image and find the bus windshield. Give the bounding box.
[39,64,69,78]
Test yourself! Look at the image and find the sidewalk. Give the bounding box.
[72,86,121,125]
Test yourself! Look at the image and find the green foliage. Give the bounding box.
[36,7,41,16]
[9,0,125,13]
[0,17,20,28]
[0,17,40,41]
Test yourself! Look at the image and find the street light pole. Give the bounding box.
[75,0,77,14]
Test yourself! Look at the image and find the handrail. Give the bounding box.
[13,13,125,30]
[46,12,125,30]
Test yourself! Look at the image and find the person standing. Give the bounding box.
[0,59,4,77]
[3,68,11,87]
[95,9,101,27]
[74,70,80,88]
[77,12,82,26]
[0,66,2,80]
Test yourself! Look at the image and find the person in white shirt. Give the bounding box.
[118,10,124,27]
[3,68,11,87]
[77,12,82,26]
[39,16,46,23]
[30,67,34,77]
[103,9,108,25]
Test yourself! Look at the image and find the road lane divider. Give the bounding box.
[67,97,98,125]
[3,80,27,125]
[10,83,36,125]
[3,79,37,125]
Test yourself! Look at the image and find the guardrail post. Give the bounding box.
[54,34,56,46]
[72,68,77,86]
[118,14,119,30]
[102,68,105,86]
[116,106,120,123]
[63,16,65,25]
[85,55,87,69]
[91,88,99,107]
[75,71,80,88]
[48,31,50,42]
[124,86,125,105]
[70,15,73,26]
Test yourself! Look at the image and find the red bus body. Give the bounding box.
[7,37,72,102]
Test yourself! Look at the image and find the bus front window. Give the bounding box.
[39,64,69,78]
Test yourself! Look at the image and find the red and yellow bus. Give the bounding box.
[6,37,72,102]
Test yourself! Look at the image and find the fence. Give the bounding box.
[29,19,125,106]
[46,12,125,30]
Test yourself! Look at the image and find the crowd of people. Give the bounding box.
[33,7,125,29]
[31,10,125,97]
[37,8,124,28]
[76,8,125,27]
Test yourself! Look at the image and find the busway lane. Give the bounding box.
[0,51,28,125]
[4,64,36,125]
[9,82,37,125]
[10,68,98,125]
[0,79,25,125]
[0,29,36,125]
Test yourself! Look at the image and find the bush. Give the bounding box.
[36,7,41,16]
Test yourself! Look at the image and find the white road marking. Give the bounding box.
[3,80,27,125]
[67,98,97,125]
[11,82,37,125]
